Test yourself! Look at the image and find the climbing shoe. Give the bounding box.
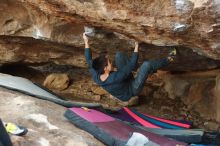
[167,47,177,62]
[4,122,28,136]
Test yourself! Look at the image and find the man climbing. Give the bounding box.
[83,33,176,101]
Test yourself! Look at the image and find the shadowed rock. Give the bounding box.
[0,87,104,146]
[14,0,220,59]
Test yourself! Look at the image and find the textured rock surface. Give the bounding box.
[1,35,220,71]
[0,0,220,130]
[0,0,85,45]
[0,87,104,146]
[0,0,59,38]
[162,70,220,122]
[204,121,220,131]
[164,74,190,99]
[0,63,219,130]
[214,75,220,122]
[1,0,220,71]
[43,73,70,90]
[0,36,84,66]
[16,0,220,59]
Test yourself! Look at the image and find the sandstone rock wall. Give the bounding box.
[163,70,220,123]
[0,0,220,71]
[0,0,219,127]
[16,0,220,59]
[0,87,104,146]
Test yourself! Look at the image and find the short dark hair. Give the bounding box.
[92,55,108,74]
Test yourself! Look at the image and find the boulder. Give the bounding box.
[162,70,220,122]
[163,75,190,99]
[16,0,220,60]
[0,1,220,72]
[1,35,220,72]
[108,95,139,107]
[0,0,220,128]
[92,87,108,96]
[43,73,70,90]
[0,87,104,146]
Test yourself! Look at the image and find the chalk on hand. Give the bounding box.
[84,26,95,37]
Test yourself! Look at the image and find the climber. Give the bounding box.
[83,33,176,101]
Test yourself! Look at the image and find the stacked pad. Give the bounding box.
[64,107,187,146]
[108,107,191,129]
[104,107,205,143]
[105,107,220,145]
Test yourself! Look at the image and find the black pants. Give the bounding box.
[0,119,13,146]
